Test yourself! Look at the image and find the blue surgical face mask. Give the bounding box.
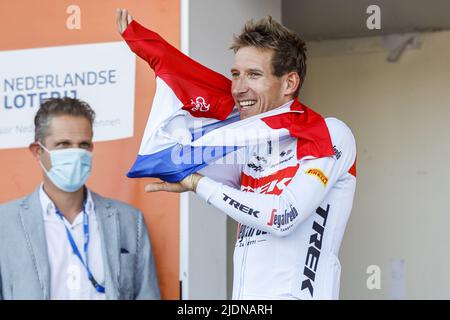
[38,142,93,192]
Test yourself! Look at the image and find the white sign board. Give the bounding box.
[0,42,135,149]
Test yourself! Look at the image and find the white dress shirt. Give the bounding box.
[39,184,106,300]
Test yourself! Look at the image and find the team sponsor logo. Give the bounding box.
[255,155,268,163]
[269,149,295,169]
[301,204,330,297]
[333,145,342,160]
[247,149,294,172]
[241,165,299,195]
[266,206,299,230]
[222,194,260,218]
[247,162,264,172]
[269,156,294,169]
[306,168,328,186]
[190,96,210,112]
[241,177,292,194]
[247,155,268,172]
[279,149,293,158]
[246,149,295,173]
[236,224,267,245]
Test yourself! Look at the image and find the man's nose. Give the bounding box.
[232,77,249,96]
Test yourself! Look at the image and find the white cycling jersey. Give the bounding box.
[197,115,357,300]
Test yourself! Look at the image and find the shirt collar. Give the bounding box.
[39,183,95,221]
[276,99,295,111]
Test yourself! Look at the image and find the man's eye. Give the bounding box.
[58,142,70,148]
[248,73,260,79]
[231,72,239,78]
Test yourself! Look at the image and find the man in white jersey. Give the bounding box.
[118,9,356,300]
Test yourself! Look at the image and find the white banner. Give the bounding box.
[0,42,135,149]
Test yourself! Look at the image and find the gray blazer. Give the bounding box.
[0,187,161,300]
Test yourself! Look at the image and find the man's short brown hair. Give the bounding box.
[34,97,96,144]
[230,16,307,97]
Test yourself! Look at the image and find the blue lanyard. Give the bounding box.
[55,198,105,294]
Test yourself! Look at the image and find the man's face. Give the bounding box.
[231,46,290,119]
[38,115,93,171]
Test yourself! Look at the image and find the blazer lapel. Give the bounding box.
[18,187,51,299]
[93,193,120,299]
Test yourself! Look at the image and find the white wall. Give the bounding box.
[301,31,450,299]
[181,0,450,300]
[181,0,282,299]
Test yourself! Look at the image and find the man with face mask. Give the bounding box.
[0,97,160,300]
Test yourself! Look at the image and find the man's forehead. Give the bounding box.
[46,115,92,138]
[232,46,273,69]
[48,115,91,128]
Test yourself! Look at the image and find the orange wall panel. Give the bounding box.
[0,0,180,299]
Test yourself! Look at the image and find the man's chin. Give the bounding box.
[239,113,250,120]
[238,108,254,120]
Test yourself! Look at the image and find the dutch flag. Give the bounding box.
[122,21,334,182]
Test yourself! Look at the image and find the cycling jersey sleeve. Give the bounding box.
[196,118,356,237]
[197,148,245,188]
[197,163,241,189]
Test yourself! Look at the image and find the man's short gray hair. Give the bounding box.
[34,97,96,144]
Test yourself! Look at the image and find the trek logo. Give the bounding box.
[190,96,210,112]
[267,206,299,228]
[333,145,342,160]
[242,177,292,194]
[222,194,260,218]
[301,204,330,297]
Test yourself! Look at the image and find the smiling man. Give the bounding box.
[0,97,160,300]
[118,9,357,300]
[230,43,303,120]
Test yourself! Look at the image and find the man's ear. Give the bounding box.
[284,72,300,97]
[29,142,42,160]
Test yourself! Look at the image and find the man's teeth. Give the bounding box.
[239,100,257,108]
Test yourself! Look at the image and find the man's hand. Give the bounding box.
[116,8,133,34]
[145,173,204,193]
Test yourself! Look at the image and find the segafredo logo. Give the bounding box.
[266,206,299,229]
[190,96,210,112]
[236,224,267,245]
